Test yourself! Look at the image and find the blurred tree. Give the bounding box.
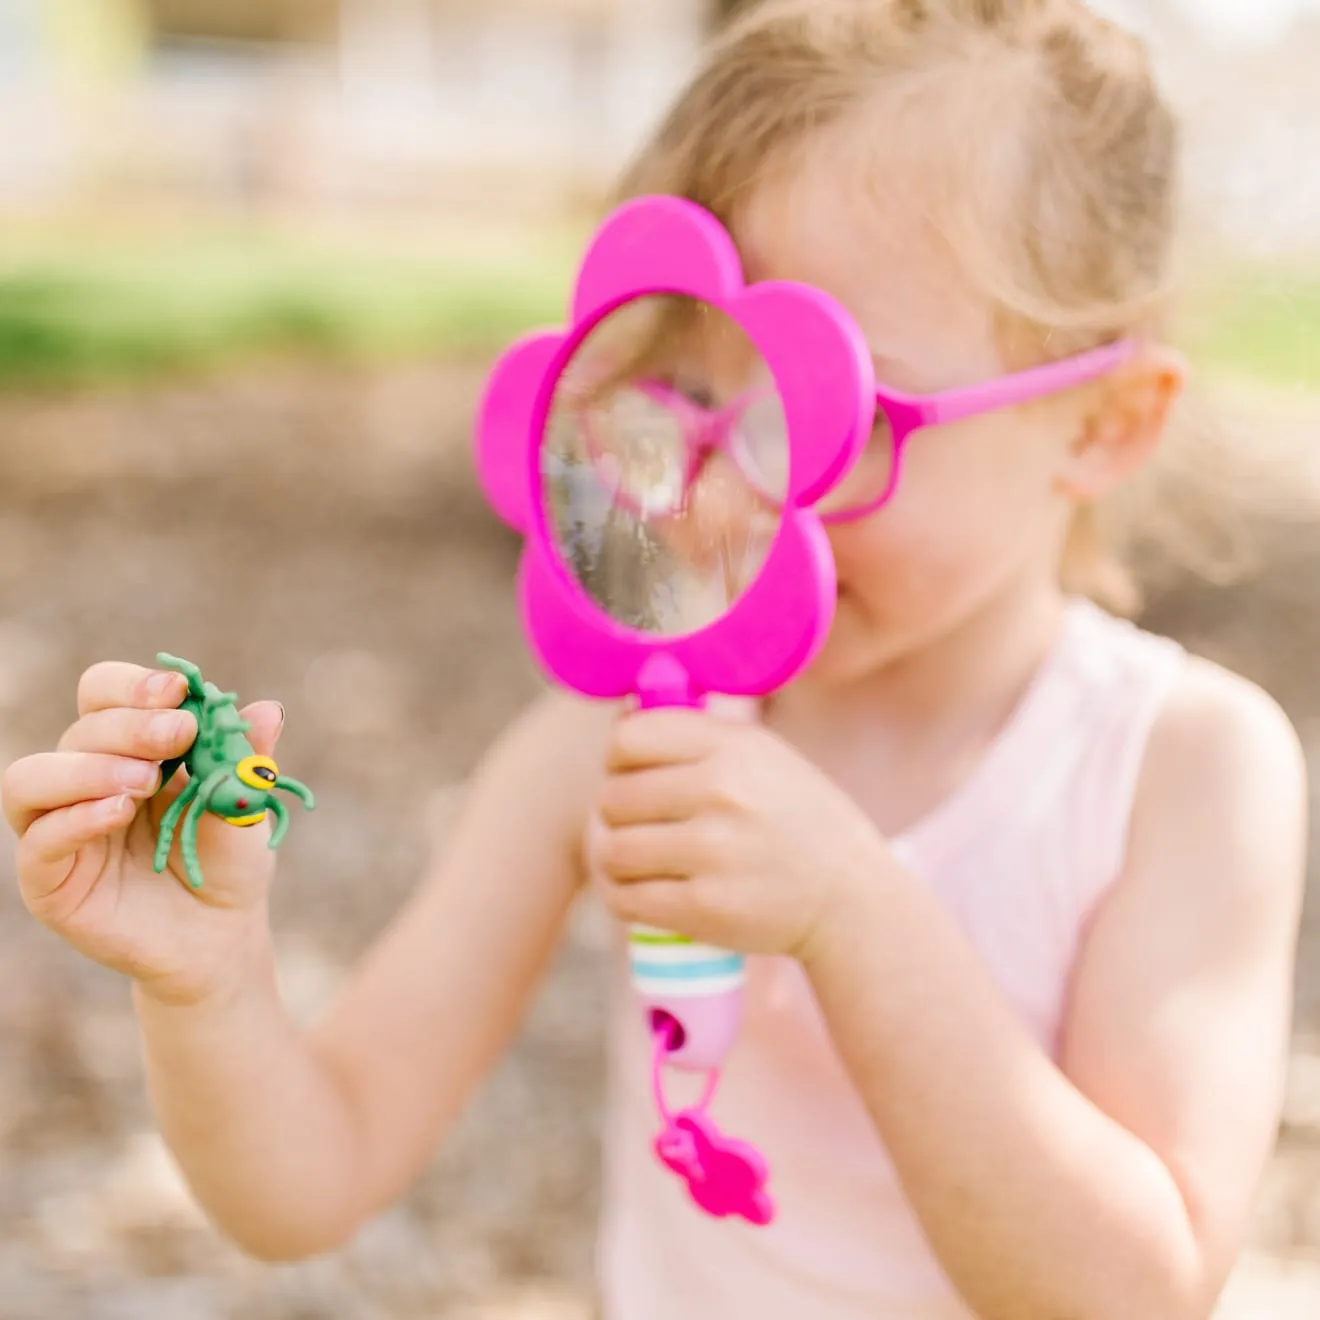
[143,0,337,45]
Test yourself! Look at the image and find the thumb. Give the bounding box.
[240,701,285,758]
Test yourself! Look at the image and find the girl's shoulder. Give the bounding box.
[1139,649,1307,826]
[1024,600,1304,907]
[1118,642,1308,931]
[1070,594,1307,861]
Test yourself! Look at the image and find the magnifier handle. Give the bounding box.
[627,925,745,1072]
[627,674,749,1068]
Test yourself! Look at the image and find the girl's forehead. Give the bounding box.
[733,158,1004,390]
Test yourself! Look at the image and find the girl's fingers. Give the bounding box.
[16,795,132,906]
[77,661,187,717]
[594,873,693,931]
[593,820,704,882]
[595,764,706,827]
[2,752,160,837]
[606,709,718,772]
[57,707,196,761]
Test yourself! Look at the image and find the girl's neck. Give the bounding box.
[772,581,1069,766]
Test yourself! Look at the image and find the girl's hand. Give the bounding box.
[3,661,285,1007]
[589,707,888,960]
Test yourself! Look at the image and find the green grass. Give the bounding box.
[1182,263,1320,391]
[0,229,581,388]
[0,230,1315,391]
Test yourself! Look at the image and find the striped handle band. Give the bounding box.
[627,924,746,998]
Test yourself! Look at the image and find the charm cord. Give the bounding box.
[649,1015,720,1128]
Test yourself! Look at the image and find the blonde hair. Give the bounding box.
[614,0,1244,616]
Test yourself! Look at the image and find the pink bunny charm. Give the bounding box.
[655,1109,775,1227]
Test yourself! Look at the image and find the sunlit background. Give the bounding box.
[0,2,1317,1317]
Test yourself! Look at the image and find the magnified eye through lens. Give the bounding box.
[583,384,690,517]
[541,295,788,638]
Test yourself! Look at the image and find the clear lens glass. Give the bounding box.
[730,389,791,503]
[540,295,786,638]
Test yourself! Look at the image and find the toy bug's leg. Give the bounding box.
[153,776,201,874]
[155,653,206,703]
[178,769,229,890]
[267,779,314,850]
[274,776,315,810]
[265,797,289,850]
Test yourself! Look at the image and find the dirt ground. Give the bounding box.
[1,360,1318,1319]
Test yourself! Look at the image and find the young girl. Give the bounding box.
[3,2,1308,1317]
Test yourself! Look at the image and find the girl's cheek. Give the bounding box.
[827,500,998,618]
[827,494,931,571]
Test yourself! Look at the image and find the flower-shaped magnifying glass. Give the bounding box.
[474,196,874,1226]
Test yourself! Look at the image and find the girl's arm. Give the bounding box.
[136,690,609,1261]
[803,659,1306,1320]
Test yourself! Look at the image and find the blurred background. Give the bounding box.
[0,0,1317,1317]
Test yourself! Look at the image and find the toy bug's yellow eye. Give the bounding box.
[237,755,279,790]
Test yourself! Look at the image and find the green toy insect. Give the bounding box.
[151,653,315,891]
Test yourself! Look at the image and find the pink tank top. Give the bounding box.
[596,598,1186,1319]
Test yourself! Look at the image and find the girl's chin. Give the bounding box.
[804,600,877,685]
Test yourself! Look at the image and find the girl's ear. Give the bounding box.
[1057,345,1187,500]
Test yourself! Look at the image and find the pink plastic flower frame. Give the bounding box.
[474,194,871,705]
[474,194,1137,704]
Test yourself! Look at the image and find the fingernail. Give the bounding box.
[146,672,178,700]
[275,702,286,727]
[99,795,131,821]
